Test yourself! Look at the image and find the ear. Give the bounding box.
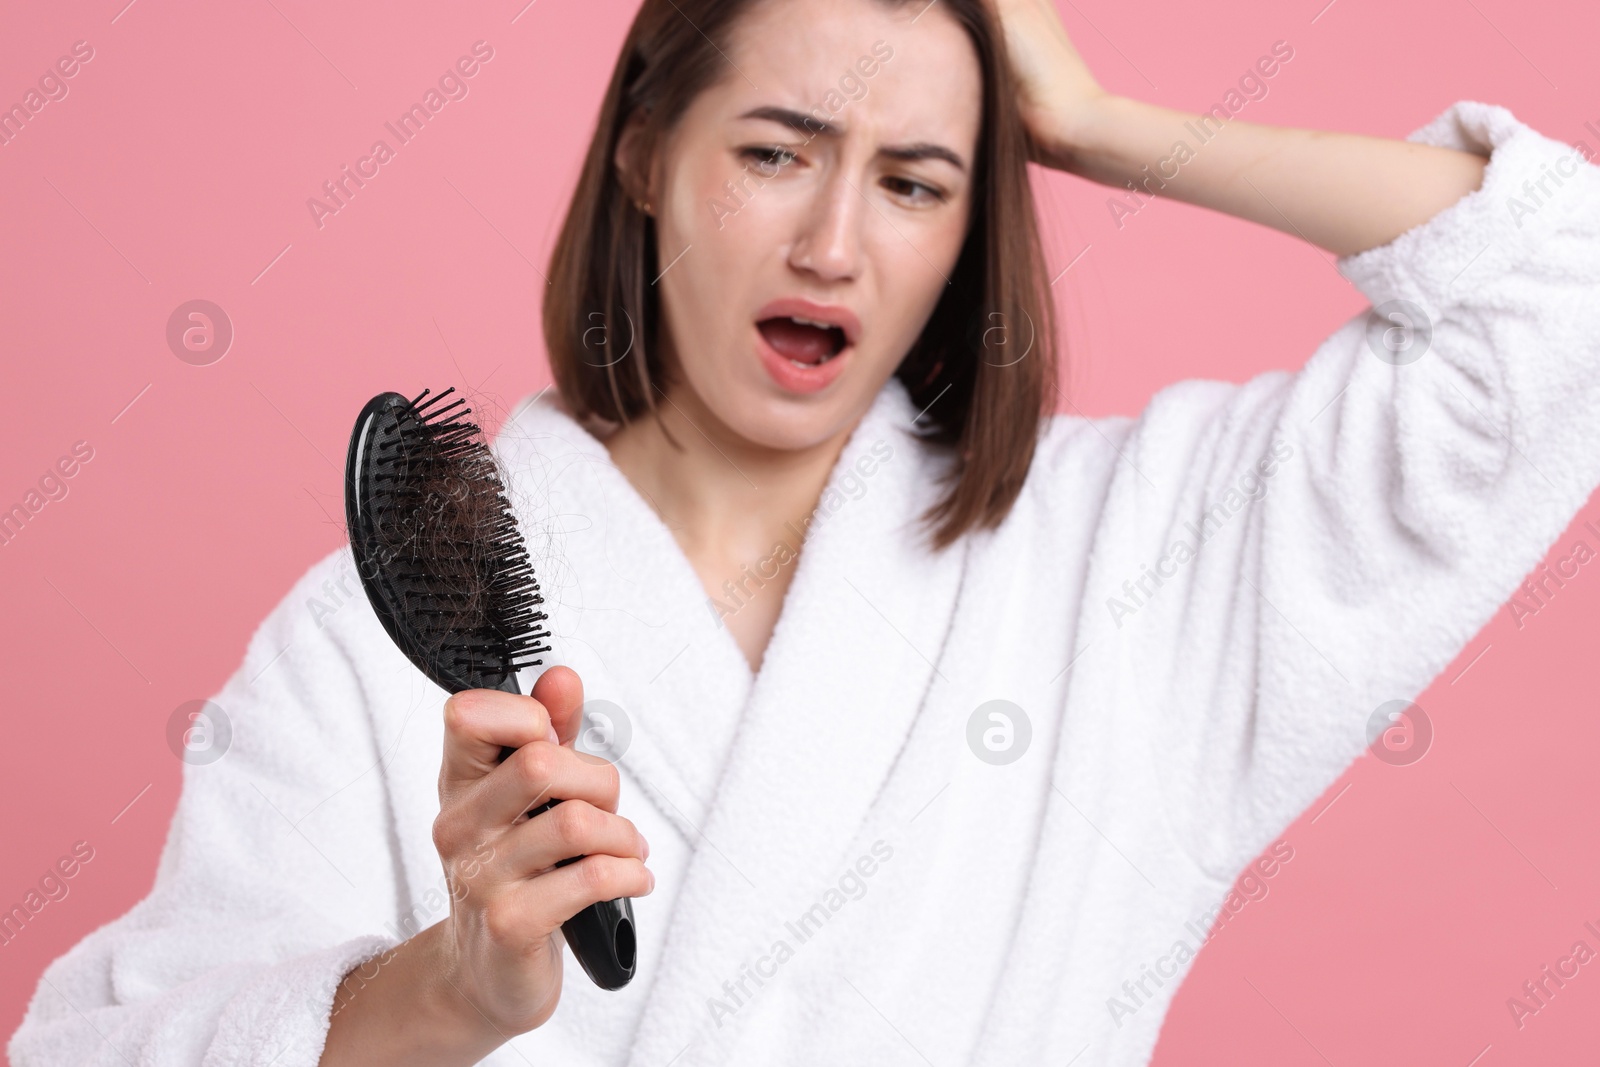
[613,111,658,210]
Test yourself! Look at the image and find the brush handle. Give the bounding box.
[525,796,638,991]
[496,744,637,991]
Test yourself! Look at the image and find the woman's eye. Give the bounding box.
[882,175,946,204]
[741,146,798,170]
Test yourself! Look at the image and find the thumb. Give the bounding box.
[531,665,585,747]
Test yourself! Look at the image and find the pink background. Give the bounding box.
[3,0,1599,1062]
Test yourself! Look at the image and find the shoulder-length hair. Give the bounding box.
[542,0,1058,550]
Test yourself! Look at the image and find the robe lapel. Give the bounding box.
[624,378,971,1067]
[492,403,758,843]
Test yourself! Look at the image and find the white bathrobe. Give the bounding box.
[13,100,1600,1067]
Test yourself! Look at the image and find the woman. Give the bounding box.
[13,0,1600,1063]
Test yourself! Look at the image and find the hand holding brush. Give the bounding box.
[322,666,652,1064]
[321,388,647,1064]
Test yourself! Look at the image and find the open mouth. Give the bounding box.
[756,316,849,367]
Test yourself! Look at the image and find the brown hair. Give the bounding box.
[542,0,1058,550]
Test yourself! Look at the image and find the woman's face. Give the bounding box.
[630,0,983,452]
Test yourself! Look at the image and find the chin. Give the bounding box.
[701,373,875,454]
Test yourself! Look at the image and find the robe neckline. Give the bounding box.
[488,375,953,841]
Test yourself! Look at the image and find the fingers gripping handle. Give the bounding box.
[525,795,638,991]
[496,735,638,991]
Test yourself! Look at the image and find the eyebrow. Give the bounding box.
[737,105,967,173]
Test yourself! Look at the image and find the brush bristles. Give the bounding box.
[371,388,552,685]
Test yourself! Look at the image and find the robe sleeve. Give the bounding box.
[8,549,407,1067]
[1087,99,1600,882]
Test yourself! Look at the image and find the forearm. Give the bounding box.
[320,923,505,1067]
[1041,93,1489,257]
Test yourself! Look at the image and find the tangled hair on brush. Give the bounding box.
[348,388,552,693]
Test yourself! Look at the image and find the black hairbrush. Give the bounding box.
[344,387,637,991]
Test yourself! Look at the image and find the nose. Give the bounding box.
[788,171,863,283]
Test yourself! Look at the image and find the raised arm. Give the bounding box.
[1055,100,1600,882]
[987,0,1490,256]
[982,1,1600,888]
